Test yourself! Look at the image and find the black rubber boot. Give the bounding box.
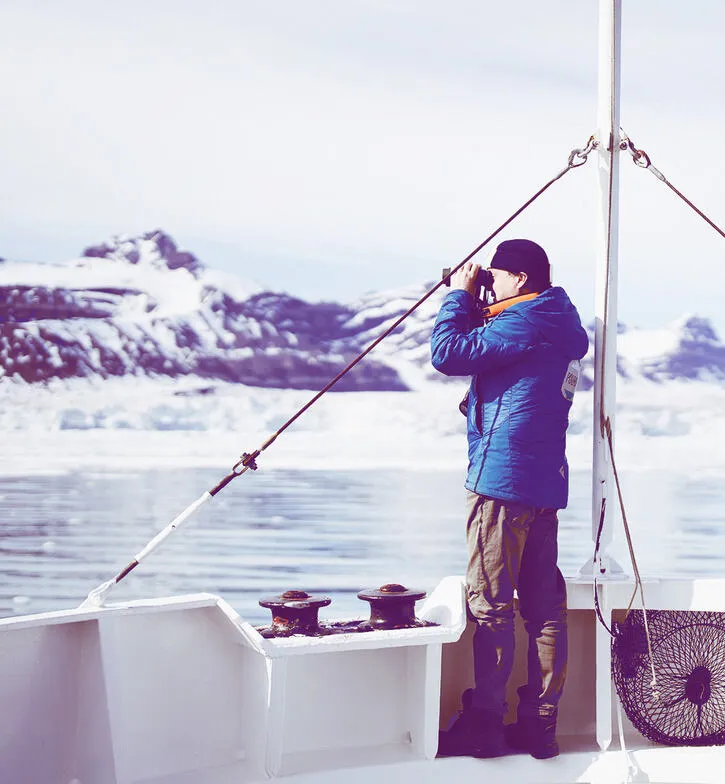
[529,711,559,760]
[504,687,559,759]
[437,690,506,759]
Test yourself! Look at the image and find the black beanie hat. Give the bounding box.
[490,239,550,290]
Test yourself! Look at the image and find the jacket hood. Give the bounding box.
[511,286,589,358]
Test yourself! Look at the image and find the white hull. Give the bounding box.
[2,575,725,783]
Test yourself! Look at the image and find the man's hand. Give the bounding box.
[450,261,481,296]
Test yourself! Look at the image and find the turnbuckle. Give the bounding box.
[233,451,259,474]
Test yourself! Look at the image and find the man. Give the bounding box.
[430,239,589,759]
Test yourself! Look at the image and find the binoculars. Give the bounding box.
[441,267,494,294]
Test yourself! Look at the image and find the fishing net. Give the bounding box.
[612,610,725,746]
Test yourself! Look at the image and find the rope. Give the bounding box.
[603,417,659,695]
[592,497,613,635]
[81,135,597,605]
[592,413,658,693]
[592,423,659,697]
[622,130,725,241]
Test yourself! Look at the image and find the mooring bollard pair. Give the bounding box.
[256,583,433,638]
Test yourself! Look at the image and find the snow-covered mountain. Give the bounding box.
[3,229,725,393]
[0,231,404,391]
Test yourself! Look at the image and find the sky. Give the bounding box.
[2,0,725,332]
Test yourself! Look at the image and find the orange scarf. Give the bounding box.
[480,291,538,321]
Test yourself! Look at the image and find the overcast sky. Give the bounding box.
[2,1,724,331]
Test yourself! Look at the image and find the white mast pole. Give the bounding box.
[591,0,623,754]
[592,0,623,574]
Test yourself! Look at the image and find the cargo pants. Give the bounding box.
[465,491,567,717]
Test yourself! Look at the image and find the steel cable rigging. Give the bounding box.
[81,136,597,607]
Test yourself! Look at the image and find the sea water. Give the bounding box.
[2,465,725,624]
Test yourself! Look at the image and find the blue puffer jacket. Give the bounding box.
[431,286,589,509]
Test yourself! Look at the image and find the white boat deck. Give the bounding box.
[1,575,725,783]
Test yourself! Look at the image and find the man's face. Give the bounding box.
[489,267,526,302]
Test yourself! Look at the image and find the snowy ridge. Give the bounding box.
[340,282,452,389]
[3,230,725,394]
[0,231,404,391]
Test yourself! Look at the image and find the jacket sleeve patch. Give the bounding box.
[561,359,580,401]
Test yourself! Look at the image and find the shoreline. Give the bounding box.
[1,427,723,477]
[3,376,725,476]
